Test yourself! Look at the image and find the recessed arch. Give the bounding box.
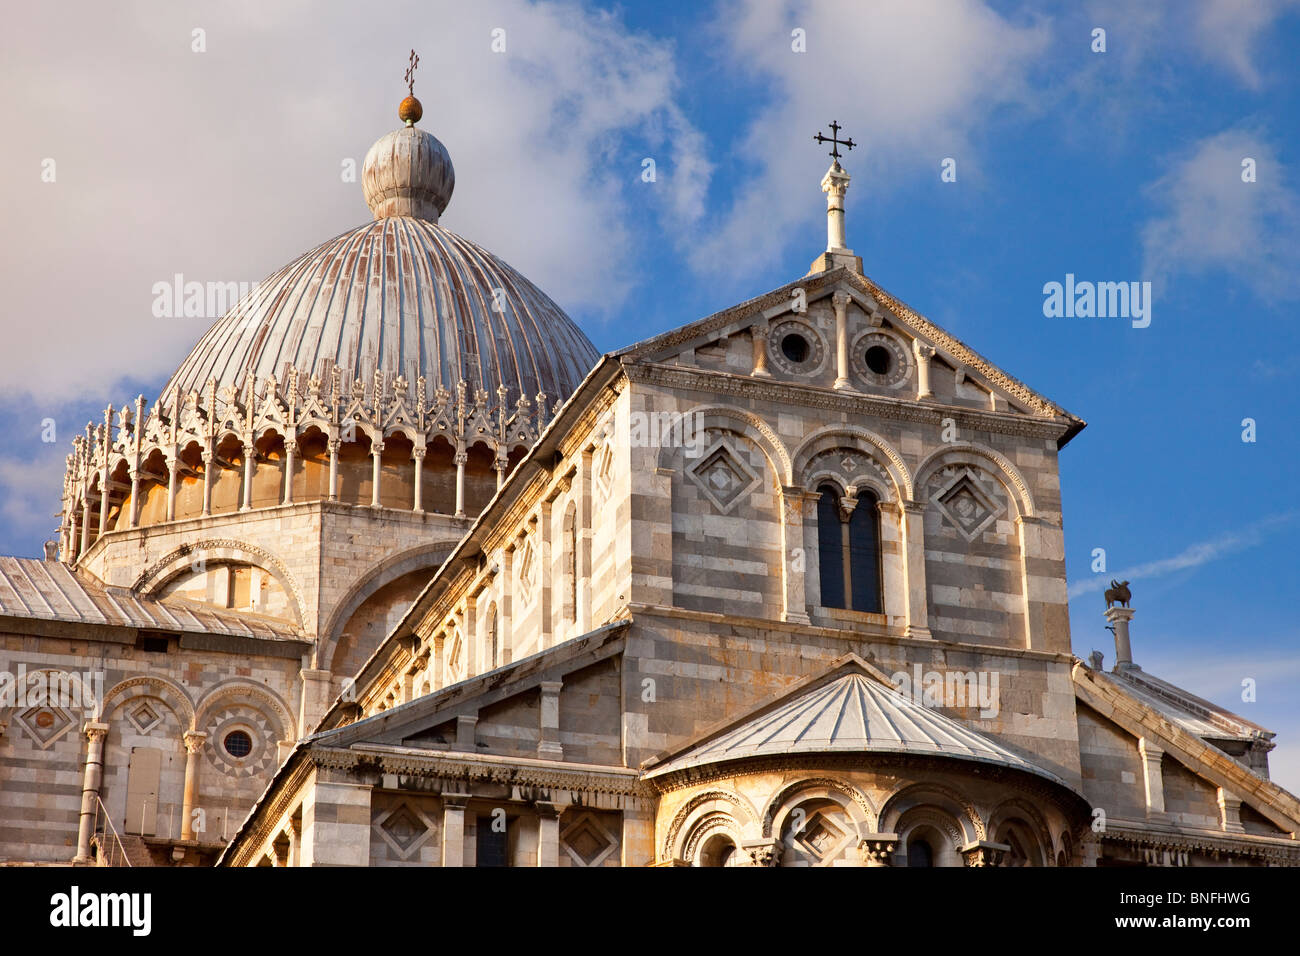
[791,424,912,501]
[131,539,305,628]
[914,443,1035,519]
[655,404,792,485]
[314,541,456,669]
[195,678,295,742]
[99,674,196,731]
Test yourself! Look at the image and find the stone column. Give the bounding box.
[79,497,91,556]
[240,441,255,511]
[495,454,508,490]
[180,730,207,840]
[914,342,935,400]
[576,450,593,632]
[1138,737,1165,815]
[539,499,553,650]
[412,447,425,513]
[961,840,1010,867]
[370,441,384,508]
[129,468,143,527]
[456,714,478,751]
[900,500,931,639]
[537,681,563,759]
[98,466,111,538]
[1105,606,1135,668]
[536,801,562,867]
[822,162,851,251]
[282,439,296,505]
[832,291,852,390]
[454,446,467,517]
[199,450,213,516]
[858,834,899,867]
[1217,788,1245,833]
[73,721,109,863]
[165,455,179,522]
[838,494,856,608]
[779,486,811,624]
[441,794,471,867]
[327,438,340,500]
[750,318,770,377]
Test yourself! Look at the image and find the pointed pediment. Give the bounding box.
[617,267,1084,445]
[1073,660,1300,836]
[641,654,1073,790]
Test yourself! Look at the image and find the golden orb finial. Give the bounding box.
[399,95,423,126]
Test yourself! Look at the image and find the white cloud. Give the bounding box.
[1085,0,1298,88]
[1068,511,1299,598]
[1192,0,1298,89]
[688,0,1051,278]
[1141,127,1300,300]
[0,450,67,554]
[0,1,707,404]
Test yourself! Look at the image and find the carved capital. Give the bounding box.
[858,833,899,866]
[183,730,208,755]
[961,840,1010,867]
[83,721,109,743]
[742,839,781,868]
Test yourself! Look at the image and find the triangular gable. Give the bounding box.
[616,266,1084,444]
[1073,660,1300,836]
[309,619,630,751]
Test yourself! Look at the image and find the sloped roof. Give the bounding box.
[0,557,302,642]
[1099,665,1271,744]
[642,656,1073,790]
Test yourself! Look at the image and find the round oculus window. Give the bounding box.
[864,345,892,375]
[223,730,253,758]
[851,333,910,388]
[780,333,810,364]
[768,320,826,374]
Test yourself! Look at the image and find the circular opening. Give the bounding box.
[865,345,892,375]
[780,333,810,364]
[223,730,253,759]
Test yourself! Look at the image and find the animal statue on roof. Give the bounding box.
[1104,579,1131,609]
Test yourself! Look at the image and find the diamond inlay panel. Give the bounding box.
[687,441,760,514]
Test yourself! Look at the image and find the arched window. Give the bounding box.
[816,483,883,613]
[907,838,934,868]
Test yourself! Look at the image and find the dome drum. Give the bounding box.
[57,367,553,559]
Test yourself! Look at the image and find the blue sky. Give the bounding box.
[2,0,1297,788]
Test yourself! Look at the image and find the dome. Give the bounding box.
[162,215,598,405]
[161,98,597,410]
[362,124,455,221]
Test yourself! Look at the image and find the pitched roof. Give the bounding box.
[1102,665,1272,743]
[0,557,302,643]
[641,655,1074,790]
[616,266,1085,446]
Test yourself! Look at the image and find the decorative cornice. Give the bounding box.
[624,361,1071,443]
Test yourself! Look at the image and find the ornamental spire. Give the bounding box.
[399,49,423,126]
[807,120,863,276]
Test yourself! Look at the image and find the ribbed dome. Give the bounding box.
[363,125,455,222]
[161,215,599,405]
